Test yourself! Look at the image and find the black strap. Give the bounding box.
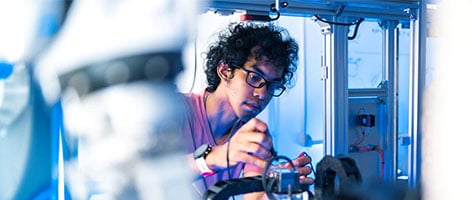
[59,52,182,96]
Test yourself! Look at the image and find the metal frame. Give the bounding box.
[208,0,418,21]
[380,19,400,183]
[407,1,425,188]
[319,18,349,156]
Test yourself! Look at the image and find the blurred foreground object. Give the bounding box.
[422,1,472,200]
[34,0,204,199]
[0,0,68,199]
[0,64,29,138]
[0,0,63,63]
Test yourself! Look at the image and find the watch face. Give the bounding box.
[194,144,210,159]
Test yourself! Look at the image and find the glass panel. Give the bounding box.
[348,21,383,89]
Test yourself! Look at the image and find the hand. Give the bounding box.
[272,153,314,185]
[290,153,314,185]
[242,153,314,200]
[206,118,273,170]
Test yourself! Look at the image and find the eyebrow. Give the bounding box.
[250,65,283,82]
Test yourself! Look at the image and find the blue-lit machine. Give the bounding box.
[0,0,441,199]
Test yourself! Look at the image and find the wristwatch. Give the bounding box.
[194,144,215,177]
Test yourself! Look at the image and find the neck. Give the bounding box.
[204,90,239,142]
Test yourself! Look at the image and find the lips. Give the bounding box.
[244,102,260,114]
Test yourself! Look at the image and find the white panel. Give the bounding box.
[177,12,240,93]
[347,98,384,184]
[272,16,325,165]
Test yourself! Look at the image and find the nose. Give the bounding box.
[253,86,270,101]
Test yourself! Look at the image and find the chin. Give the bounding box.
[239,112,258,122]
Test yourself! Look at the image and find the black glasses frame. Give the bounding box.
[236,66,286,97]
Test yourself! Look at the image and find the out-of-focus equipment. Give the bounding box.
[33,0,203,199]
[0,64,29,137]
[204,175,312,200]
[204,154,314,200]
[314,155,362,200]
[203,154,420,200]
[0,0,67,64]
[314,155,419,200]
[35,0,201,104]
[0,1,70,199]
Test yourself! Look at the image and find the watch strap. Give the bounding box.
[194,144,215,177]
[195,156,215,177]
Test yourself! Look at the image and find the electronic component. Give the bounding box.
[269,168,301,194]
[203,153,313,199]
[358,114,375,127]
[203,172,312,200]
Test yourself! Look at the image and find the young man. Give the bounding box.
[181,21,313,198]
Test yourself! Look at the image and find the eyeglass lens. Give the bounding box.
[245,70,285,97]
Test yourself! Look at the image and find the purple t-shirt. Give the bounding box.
[180,91,244,196]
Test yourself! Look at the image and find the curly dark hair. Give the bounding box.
[204,22,299,92]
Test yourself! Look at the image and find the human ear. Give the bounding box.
[217,63,232,81]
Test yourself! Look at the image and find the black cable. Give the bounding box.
[188,38,198,93]
[269,11,280,21]
[226,139,235,200]
[226,140,231,179]
[267,2,281,21]
[225,119,242,178]
[262,154,296,200]
[348,18,364,40]
[262,157,278,200]
[314,14,361,26]
[303,152,315,179]
[225,118,242,200]
[314,15,364,40]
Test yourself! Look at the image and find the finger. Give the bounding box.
[243,118,268,133]
[244,142,272,160]
[231,132,272,154]
[299,176,315,185]
[237,131,273,152]
[244,119,274,151]
[240,151,267,169]
[297,166,312,176]
[247,148,272,160]
[248,133,273,151]
[292,155,311,167]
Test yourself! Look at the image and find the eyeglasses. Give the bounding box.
[237,66,286,97]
